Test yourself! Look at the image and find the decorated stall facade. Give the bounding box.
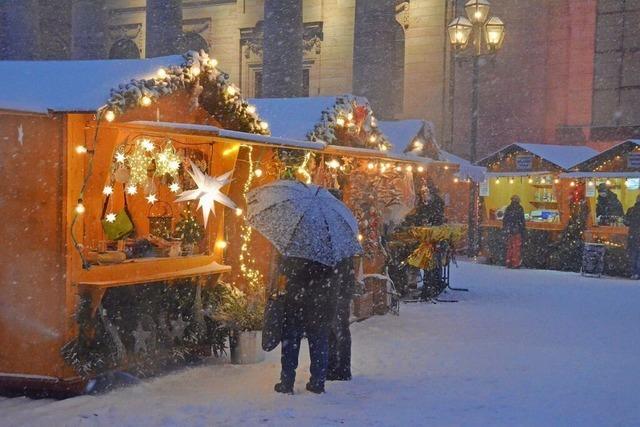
[562,140,640,275]
[250,96,451,275]
[0,52,310,394]
[476,143,598,267]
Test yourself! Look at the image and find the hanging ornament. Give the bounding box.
[129,141,153,186]
[104,213,117,223]
[169,182,181,193]
[146,193,158,205]
[114,165,130,183]
[155,141,182,177]
[114,151,126,164]
[102,185,114,196]
[126,184,138,195]
[175,160,237,227]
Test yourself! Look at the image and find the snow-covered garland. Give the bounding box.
[307,95,391,151]
[101,50,270,135]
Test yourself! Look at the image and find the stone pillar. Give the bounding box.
[353,0,397,118]
[262,0,304,98]
[71,0,108,59]
[145,0,183,58]
[3,0,41,60]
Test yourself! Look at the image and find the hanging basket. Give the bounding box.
[148,201,174,239]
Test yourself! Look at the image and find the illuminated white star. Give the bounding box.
[169,182,181,193]
[168,160,181,172]
[175,160,236,227]
[103,185,114,196]
[141,139,155,152]
[146,193,158,204]
[105,213,117,223]
[115,152,126,163]
[126,184,138,195]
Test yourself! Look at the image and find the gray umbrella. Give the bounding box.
[246,180,363,266]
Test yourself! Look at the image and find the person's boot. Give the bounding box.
[274,382,294,394]
[305,381,325,394]
[326,372,352,381]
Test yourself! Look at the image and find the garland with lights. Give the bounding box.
[307,95,391,151]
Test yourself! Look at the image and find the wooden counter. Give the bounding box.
[480,219,564,232]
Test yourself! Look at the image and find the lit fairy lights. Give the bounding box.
[128,141,153,185]
[155,141,181,177]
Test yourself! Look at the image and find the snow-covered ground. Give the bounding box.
[3,262,640,427]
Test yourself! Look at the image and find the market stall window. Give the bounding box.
[483,174,561,225]
[83,135,227,266]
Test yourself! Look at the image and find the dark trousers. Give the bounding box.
[328,297,352,377]
[629,246,640,276]
[280,321,329,388]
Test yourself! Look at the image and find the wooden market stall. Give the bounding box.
[564,139,640,249]
[476,143,597,264]
[251,96,455,275]
[0,52,315,395]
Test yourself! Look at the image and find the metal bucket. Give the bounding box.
[230,331,265,365]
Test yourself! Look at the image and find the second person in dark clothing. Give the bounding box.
[275,256,335,395]
[503,195,526,268]
[327,257,356,381]
[624,195,640,279]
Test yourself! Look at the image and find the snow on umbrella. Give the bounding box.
[246,180,363,266]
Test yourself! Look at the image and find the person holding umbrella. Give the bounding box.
[246,181,362,394]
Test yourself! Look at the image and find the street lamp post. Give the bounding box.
[447,0,505,256]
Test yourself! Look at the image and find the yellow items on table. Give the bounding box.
[406,224,467,269]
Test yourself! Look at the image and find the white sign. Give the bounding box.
[627,153,640,169]
[586,183,596,198]
[516,154,534,171]
[479,180,490,197]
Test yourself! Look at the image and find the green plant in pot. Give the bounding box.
[175,206,204,255]
[212,282,265,364]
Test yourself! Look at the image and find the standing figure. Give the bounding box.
[503,195,526,269]
[327,185,356,381]
[596,183,624,225]
[624,195,640,279]
[275,257,334,395]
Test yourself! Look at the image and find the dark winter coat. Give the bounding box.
[280,257,335,334]
[404,194,446,227]
[624,203,640,250]
[330,258,356,302]
[503,201,526,236]
[596,190,624,219]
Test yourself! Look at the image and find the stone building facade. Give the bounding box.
[1,1,638,159]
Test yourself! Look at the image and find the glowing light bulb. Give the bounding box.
[191,67,201,77]
[254,168,263,178]
[336,117,346,127]
[226,86,237,96]
[347,113,353,120]
[104,110,115,122]
[235,208,243,217]
[413,140,424,150]
[75,145,87,154]
[606,180,611,186]
[554,178,560,184]
[358,234,364,242]
[406,165,413,172]
[379,145,388,151]
[417,166,425,173]
[369,135,377,143]
[509,178,515,184]
[103,185,114,196]
[260,121,269,131]
[367,162,375,170]
[75,202,85,214]
[496,178,501,184]
[444,165,449,170]
[541,178,546,184]
[395,166,402,172]
[528,178,533,184]
[570,181,576,187]
[157,68,167,79]
[326,159,340,169]
[588,181,595,187]
[247,105,256,114]
[141,95,152,107]
[454,177,459,183]
[209,58,218,68]
[216,240,228,250]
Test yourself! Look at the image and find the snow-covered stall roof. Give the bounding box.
[249,97,340,141]
[0,56,184,114]
[570,139,640,171]
[477,143,598,171]
[119,121,327,151]
[378,119,486,181]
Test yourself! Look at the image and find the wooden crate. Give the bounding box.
[352,292,374,320]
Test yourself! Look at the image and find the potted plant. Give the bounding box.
[175,207,204,255]
[213,283,265,364]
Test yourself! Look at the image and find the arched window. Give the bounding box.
[109,39,140,59]
[180,32,209,54]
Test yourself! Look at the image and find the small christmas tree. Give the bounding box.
[175,206,204,245]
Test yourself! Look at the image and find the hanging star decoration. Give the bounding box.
[146,193,158,204]
[155,141,182,177]
[126,184,138,195]
[104,212,117,223]
[114,151,126,164]
[175,160,236,227]
[169,182,181,193]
